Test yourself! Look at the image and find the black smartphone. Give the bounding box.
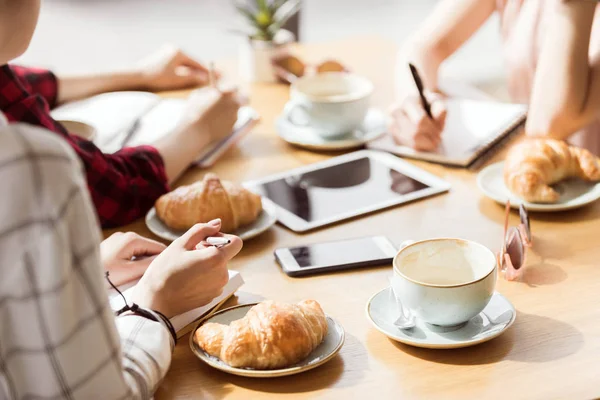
[274,236,397,277]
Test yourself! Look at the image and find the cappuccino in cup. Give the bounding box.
[284,72,373,138]
[391,238,497,327]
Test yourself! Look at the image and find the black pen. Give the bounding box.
[408,63,433,119]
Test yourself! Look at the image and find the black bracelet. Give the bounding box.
[106,272,177,346]
[153,309,177,345]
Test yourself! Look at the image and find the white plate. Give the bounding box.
[276,108,387,151]
[145,199,277,242]
[477,161,600,212]
[366,288,516,349]
[190,303,345,378]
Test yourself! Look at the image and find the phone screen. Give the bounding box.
[288,237,392,268]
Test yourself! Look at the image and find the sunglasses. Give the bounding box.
[271,54,348,84]
[498,201,532,281]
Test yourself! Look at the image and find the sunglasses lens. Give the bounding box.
[505,227,525,270]
[519,204,531,242]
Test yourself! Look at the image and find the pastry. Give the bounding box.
[504,138,600,203]
[194,300,328,370]
[155,173,262,232]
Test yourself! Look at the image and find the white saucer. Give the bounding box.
[145,198,277,242]
[190,303,345,378]
[366,287,516,349]
[276,108,387,151]
[477,161,600,212]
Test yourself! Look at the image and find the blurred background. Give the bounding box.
[18,0,506,94]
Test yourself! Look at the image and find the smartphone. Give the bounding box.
[274,236,397,277]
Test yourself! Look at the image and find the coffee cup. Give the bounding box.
[391,238,497,327]
[284,72,373,138]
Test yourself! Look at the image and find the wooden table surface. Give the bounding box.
[107,37,600,400]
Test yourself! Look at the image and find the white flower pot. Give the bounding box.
[238,30,294,83]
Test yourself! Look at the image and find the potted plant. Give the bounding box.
[233,0,300,83]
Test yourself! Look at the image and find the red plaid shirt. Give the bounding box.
[0,65,169,228]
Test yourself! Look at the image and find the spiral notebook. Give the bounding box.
[367,83,527,168]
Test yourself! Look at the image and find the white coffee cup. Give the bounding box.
[284,72,373,138]
[391,238,497,327]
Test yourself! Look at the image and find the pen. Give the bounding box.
[408,63,433,119]
[205,236,231,247]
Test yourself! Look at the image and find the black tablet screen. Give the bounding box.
[255,157,430,222]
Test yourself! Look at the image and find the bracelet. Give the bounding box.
[105,271,177,346]
[117,304,178,347]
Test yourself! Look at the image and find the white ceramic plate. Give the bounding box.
[190,303,345,378]
[366,288,516,349]
[276,108,387,151]
[145,199,277,242]
[477,161,600,212]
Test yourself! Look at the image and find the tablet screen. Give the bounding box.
[255,156,430,222]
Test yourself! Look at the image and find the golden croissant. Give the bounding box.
[504,138,600,203]
[194,300,328,370]
[155,173,262,232]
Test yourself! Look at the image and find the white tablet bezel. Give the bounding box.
[243,150,451,232]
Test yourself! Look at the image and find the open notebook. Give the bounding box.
[51,91,259,167]
[109,270,244,338]
[367,82,527,168]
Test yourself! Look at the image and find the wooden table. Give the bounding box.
[108,37,600,400]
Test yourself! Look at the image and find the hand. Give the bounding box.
[100,232,167,287]
[131,219,243,318]
[388,92,447,152]
[176,86,244,147]
[138,45,213,92]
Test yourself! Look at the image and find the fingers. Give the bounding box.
[124,234,167,257]
[173,49,208,73]
[175,219,222,250]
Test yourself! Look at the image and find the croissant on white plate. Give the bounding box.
[155,173,262,232]
[503,138,600,203]
[194,300,328,370]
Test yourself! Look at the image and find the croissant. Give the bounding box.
[155,173,262,232]
[504,138,600,203]
[194,300,328,370]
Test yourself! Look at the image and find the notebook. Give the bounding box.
[51,91,259,167]
[109,270,244,338]
[367,83,527,168]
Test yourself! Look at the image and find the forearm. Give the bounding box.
[57,69,149,104]
[527,1,597,139]
[395,0,496,99]
[153,126,210,184]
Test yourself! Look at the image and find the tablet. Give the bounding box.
[244,150,450,232]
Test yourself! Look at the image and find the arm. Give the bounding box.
[0,124,172,399]
[56,47,210,104]
[526,1,599,139]
[395,0,496,97]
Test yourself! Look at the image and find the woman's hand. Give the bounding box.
[177,87,243,144]
[155,86,244,182]
[388,92,447,152]
[100,232,167,287]
[138,46,212,92]
[131,219,243,318]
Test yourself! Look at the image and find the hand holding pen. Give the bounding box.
[387,63,447,152]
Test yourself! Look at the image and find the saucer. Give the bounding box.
[366,287,516,349]
[477,161,600,212]
[190,303,345,378]
[145,198,278,242]
[276,108,387,151]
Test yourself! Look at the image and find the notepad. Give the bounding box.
[109,270,244,338]
[368,98,526,168]
[51,91,259,167]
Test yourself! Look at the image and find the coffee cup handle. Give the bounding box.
[284,102,311,126]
